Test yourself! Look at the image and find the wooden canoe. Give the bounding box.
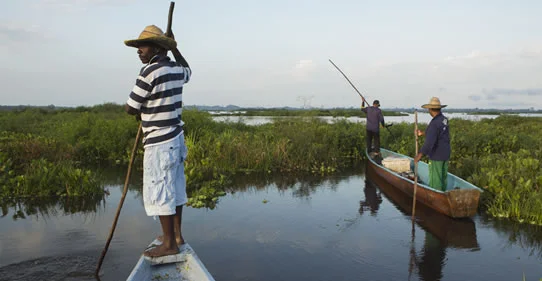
[366,148,483,218]
[126,240,215,281]
[365,167,480,249]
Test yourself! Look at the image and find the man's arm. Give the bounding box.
[125,104,139,115]
[166,31,190,68]
[415,123,437,162]
[170,47,190,68]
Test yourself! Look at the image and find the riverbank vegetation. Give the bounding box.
[211,108,407,117]
[1,105,541,225]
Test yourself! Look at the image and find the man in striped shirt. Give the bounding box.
[124,25,191,258]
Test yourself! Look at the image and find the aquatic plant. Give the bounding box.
[1,105,541,224]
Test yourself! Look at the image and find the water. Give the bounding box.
[1,168,541,281]
[212,113,542,125]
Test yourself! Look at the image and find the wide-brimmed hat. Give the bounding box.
[124,25,176,50]
[421,97,447,109]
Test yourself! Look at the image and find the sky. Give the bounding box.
[1,0,542,109]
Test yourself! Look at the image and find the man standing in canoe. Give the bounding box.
[414,97,451,192]
[124,25,192,258]
[362,99,386,156]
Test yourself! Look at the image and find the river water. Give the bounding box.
[212,113,542,125]
[1,166,541,281]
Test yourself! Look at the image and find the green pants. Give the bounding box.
[428,160,448,191]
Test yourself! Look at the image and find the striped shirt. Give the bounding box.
[126,55,191,147]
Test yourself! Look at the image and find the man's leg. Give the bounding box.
[156,206,184,245]
[366,130,373,153]
[144,215,179,257]
[173,205,185,245]
[374,132,381,153]
[441,161,448,190]
[143,137,182,256]
[428,160,446,191]
[174,134,188,245]
[156,135,187,246]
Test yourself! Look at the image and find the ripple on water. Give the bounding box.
[0,255,97,281]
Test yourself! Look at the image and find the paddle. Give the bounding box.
[328,59,370,107]
[95,2,176,277]
[411,110,419,221]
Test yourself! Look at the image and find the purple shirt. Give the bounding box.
[420,112,451,161]
[362,106,385,132]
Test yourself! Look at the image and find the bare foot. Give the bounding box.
[156,235,185,246]
[143,244,180,257]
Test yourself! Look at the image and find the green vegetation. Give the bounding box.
[212,108,407,117]
[1,105,541,225]
[0,104,366,205]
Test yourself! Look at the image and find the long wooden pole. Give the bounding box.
[165,2,175,37]
[328,59,369,107]
[411,111,419,221]
[95,123,142,277]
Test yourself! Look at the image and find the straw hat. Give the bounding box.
[421,97,447,109]
[124,25,176,50]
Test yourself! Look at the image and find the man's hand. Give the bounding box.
[414,152,423,163]
[416,129,424,137]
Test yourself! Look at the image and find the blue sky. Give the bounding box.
[2,0,542,109]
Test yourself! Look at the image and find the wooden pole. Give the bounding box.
[95,123,142,277]
[411,111,419,221]
[328,59,370,107]
[165,2,175,37]
[407,220,416,281]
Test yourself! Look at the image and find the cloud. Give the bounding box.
[468,95,482,101]
[39,0,133,6]
[290,59,317,80]
[0,23,42,43]
[33,0,134,12]
[483,88,542,97]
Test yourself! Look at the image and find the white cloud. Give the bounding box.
[33,0,134,12]
[290,59,316,80]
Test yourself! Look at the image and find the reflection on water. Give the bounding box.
[365,166,480,281]
[1,167,541,281]
[359,181,383,216]
[227,166,363,199]
[1,194,105,221]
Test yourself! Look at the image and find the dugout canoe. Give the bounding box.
[365,168,480,249]
[126,240,215,281]
[366,148,483,218]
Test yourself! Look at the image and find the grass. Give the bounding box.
[1,104,541,225]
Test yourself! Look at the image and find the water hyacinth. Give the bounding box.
[0,105,541,225]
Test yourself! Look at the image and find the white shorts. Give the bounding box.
[143,133,188,216]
